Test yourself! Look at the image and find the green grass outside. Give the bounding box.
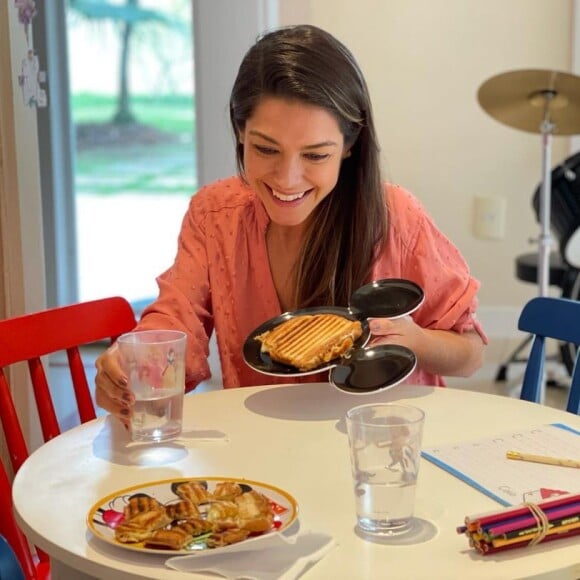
[72,92,195,133]
[72,93,197,195]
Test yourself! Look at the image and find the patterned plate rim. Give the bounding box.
[87,476,299,555]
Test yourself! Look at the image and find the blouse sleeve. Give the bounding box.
[376,185,488,344]
[136,195,214,391]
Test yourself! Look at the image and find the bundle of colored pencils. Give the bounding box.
[457,493,580,555]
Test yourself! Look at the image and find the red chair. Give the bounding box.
[0,296,137,579]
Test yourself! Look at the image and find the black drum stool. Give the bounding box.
[495,251,580,381]
[515,252,575,288]
[496,151,580,382]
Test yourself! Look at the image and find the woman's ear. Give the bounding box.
[342,149,352,159]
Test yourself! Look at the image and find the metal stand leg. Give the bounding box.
[495,334,533,382]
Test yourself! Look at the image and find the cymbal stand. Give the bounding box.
[477,69,580,391]
[535,92,556,403]
[537,91,556,298]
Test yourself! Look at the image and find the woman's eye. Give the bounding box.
[254,145,278,155]
[304,153,330,162]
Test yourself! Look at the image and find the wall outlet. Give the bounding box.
[473,195,507,240]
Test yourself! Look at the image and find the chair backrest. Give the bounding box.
[518,296,580,414]
[0,296,137,473]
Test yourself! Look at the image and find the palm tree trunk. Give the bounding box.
[113,0,137,124]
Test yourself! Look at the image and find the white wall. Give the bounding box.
[280,0,575,327]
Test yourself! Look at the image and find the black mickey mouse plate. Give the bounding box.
[243,278,423,389]
[349,278,424,319]
[329,344,417,394]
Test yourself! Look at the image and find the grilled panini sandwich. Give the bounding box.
[256,313,362,371]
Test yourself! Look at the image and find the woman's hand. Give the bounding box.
[94,343,133,428]
[368,316,485,377]
[368,315,425,351]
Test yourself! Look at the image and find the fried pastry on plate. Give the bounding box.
[206,500,239,529]
[235,490,274,532]
[165,499,200,522]
[174,481,212,504]
[178,519,216,536]
[144,520,214,550]
[114,509,172,544]
[212,481,244,501]
[145,527,192,551]
[206,528,251,548]
[123,495,163,519]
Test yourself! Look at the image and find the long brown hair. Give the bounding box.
[229,25,386,307]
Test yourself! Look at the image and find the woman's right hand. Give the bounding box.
[94,343,134,428]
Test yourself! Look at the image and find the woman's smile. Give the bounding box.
[267,185,314,203]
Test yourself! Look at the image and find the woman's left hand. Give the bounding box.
[368,315,425,351]
[368,316,485,377]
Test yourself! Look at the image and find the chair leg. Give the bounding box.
[495,334,534,382]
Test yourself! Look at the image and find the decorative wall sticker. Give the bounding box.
[14,0,37,46]
[18,49,47,107]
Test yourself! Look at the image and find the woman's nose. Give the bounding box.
[274,155,303,187]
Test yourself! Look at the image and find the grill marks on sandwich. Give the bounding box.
[256,314,363,371]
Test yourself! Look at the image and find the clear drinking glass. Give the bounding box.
[346,403,425,536]
[117,330,187,442]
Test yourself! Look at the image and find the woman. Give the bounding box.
[96,25,487,422]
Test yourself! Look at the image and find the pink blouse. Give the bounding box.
[137,176,488,391]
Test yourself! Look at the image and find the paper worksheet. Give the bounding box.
[421,423,580,506]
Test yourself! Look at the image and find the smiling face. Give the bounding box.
[239,97,349,228]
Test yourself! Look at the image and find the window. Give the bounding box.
[36,0,278,309]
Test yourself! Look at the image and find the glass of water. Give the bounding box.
[117,329,187,443]
[346,403,425,536]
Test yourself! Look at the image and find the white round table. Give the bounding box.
[12,383,580,580]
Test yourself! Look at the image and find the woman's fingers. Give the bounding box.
[369,317,406,336]
[95,344,133,423]
[368,316,421,349]
[95,387,131,429]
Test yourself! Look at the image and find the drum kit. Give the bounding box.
[477,69,580,390]
[477,68,580,296]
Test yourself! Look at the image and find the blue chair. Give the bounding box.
[0,535,25,580]
[518,296,580,414]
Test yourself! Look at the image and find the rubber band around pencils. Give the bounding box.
[523,502,550,546]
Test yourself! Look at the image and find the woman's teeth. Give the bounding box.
[271,189,307,202]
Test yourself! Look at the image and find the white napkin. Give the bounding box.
[165,530,336,580]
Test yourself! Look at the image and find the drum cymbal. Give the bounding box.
[477,69,580,135]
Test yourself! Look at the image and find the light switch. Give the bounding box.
[473,195,507,240]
